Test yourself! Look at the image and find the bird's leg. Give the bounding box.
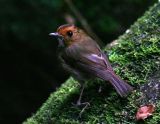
[72,82,90,118]
[76,83,85,106]
[98,85,102,93]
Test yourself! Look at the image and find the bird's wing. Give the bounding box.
[78,51,113,71]
[75,51,114,80]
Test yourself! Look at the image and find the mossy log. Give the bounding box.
[24,2,160,124]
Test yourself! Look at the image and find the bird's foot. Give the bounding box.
[72,101,90,118]
[78,102,90,118]
[72,100,90,107]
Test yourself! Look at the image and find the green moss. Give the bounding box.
[24,2,160,124]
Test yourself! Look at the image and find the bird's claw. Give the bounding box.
[71,101,90,118]
[78,102,90,118]
[71,101,90,106]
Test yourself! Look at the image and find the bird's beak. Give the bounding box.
[49,32,60,37]
[49,32,65,47]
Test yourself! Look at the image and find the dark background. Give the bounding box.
[0,0,157,123]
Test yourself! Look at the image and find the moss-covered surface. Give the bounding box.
[24,2,160,124]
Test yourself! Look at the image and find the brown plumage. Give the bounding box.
[50,24,133,104]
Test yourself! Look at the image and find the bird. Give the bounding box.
[49,24,133,105]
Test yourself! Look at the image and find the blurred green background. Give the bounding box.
[0,0,157,123]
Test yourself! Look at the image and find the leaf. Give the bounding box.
[136,104,155,120]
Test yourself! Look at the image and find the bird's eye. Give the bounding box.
[66,31,73,37]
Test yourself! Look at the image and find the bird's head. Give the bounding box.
[49,24,85,47]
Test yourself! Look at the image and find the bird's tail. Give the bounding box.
[96,70,133,97]
[107,72,133,97]
[78,62,133,97]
